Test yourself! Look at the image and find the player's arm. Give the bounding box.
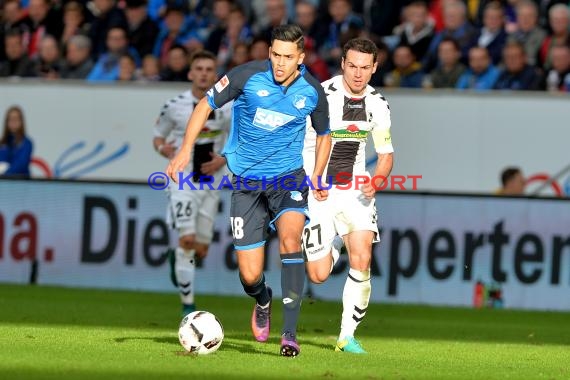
[362,101,394,199]
[153,102,177,159]
[166,97,213,180]
[308,81,331,201]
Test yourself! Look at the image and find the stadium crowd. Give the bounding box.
[0,0,569,91]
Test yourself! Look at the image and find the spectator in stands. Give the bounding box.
[321,0,364,71]
[0,0,25,62]
[33,34,63,79]
[456,46,500,90]
[258,0,293,43]
[494,41,542,90]
[369,40,391,87]
[139,54,161,81]
[393,1,435,63]
[384,45,424,88]
[536,0,570,30]
[153,2,203,68]
[60,1,89,50]
[473,2,508,65]
[212,4,252,73]
[361,0,404,40]
[21,0,63,59]
[226,41,250,70]
[249,35,270,61]
[125,0,159,59]
[295,0,327,50]
[159,44,189,81]
[0,28,35,77]
[508,0,546,66]
[204,0,233,56]
[544,44,570,91]
[117,52,138,81]
[497,166,525,195]
[303,36,330,82]
[539,4,570,70]
[88,0,128,60]
[0,105,33,178]
[60,35,94,79]
[429,37,466,88]
[87,26,139,81]
[423,0,478,72]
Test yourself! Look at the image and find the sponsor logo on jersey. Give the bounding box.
[257,89,269,97]
[214,75,229,93]
[330,125,369,139]
[294,95,306,109]
[198,129,223,139]
[252,108,295,131]
[290,191,303,201]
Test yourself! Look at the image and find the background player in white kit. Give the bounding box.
[302,38,394,353]
[153,50,232,317]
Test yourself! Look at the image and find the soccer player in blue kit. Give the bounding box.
[167,24,331,357]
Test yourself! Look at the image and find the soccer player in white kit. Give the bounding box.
[302,38,394,353]
[153,50,232,317]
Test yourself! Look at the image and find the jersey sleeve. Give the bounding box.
[153,101,174,138]
[303,73,330,135]
[370,91,394,154]
[207,64,253,110]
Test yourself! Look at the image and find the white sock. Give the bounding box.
[339,268,371,340]
[175,247,196,305]
[329,236,343,273]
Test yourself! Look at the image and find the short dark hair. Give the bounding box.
[189,49,217,66]
[439,37,461,52]
[501,167,521,186]
[342,38,378,63]
[271,24,304,51]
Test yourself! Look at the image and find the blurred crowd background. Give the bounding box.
[1,0,569,91]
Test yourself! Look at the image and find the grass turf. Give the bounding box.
[0,283,569,379]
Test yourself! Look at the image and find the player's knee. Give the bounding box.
[307,268,329,284]
[179,235,196,250]
[280,234,302,253]
[239,270,261,285]
[194,244,209,259]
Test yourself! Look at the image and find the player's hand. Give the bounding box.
[311,175,328,201]
[361,182,376,199]
[166,151,190,183]
[200,152,226,175]
[159,143,176,159]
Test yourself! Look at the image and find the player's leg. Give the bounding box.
[304,193,339,284]
[334,196,378,354]
[335,230,374,354]
[267,168,309,357]
[231,187,272,342]
[167,186,202,317]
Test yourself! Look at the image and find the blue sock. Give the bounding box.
[281,252,305,335]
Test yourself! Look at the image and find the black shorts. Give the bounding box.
[230,168,310,250]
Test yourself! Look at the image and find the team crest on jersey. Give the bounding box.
[252,108,295,131]
[215,75,229,93]
[290,191,303,201]
[294,95,306,109]
[257,89,269,97]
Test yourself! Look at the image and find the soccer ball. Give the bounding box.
[178,311,224,355]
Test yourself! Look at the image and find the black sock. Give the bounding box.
[281,252,305,335]
[240,273,271,306]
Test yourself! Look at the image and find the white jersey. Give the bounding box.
[303,75,393,182]
[153,90,232,174]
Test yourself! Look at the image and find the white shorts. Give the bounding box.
[303,188,379,262]
[166,180,220,244]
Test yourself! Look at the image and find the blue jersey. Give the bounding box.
[206,60,330,177]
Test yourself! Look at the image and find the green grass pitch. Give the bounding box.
[0,283,569,379]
